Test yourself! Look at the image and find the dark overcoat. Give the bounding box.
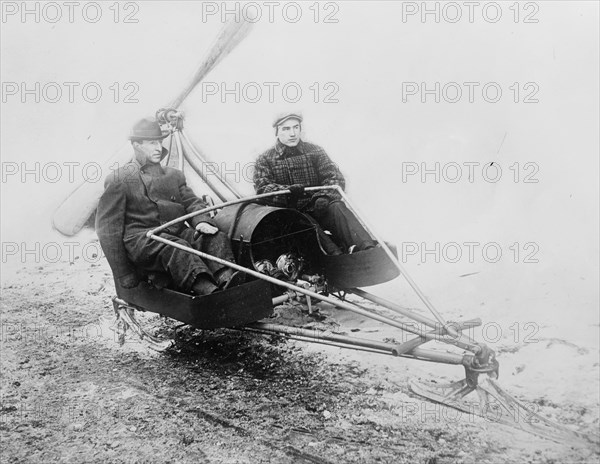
[95,149,215,279]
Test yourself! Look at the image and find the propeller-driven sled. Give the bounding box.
[51,18,586,446]
[107,110,585,445]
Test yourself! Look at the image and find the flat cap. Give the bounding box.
[272,112,303,128]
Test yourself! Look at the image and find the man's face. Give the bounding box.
[133,139,163,165]
[276,118,301,147]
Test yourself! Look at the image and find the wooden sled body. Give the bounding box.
[115,279,273,329]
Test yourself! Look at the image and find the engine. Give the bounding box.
[213,202,328,293]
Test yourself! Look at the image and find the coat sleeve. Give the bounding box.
[253,154,288,207]
[311,147,345,202]
[95,176,136,279]
[177,171,216,228]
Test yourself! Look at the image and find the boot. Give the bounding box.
[349,240,378,254]
[191,274,219,295]
[214,267,234,287]
[214,268,246,291]
[222,271,246,290]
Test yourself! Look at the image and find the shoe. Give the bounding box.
[191,276,219,296]
[349,240,378,254]
[357,240,378,251]
[221,270,246,291]
[148,272,172,289]
[215,267,233,287]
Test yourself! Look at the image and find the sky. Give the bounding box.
[1,1,598,327]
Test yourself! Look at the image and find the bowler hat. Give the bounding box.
[129,118,170,141]
[272,112,303,128]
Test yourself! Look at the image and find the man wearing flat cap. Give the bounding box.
[96,118,243,296]
[253,113,377,254]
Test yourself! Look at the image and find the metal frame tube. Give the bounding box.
[180,129,243,200]
[247,323,396,352]
[175,131,228,202]
[350,289,481,347]
[346,299,480,352]
[173,129,185,171]
[304,185,458,338]
[147,190,294,237]
[147,234,481,354]
[148,176,458,341]
[145,187,483,354]
[148,233,433,333]
[242,322,466,365]
[349,288,439,328]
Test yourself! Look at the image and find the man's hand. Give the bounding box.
[313,197,330,216]
[288,184,305,198]
[119,273,140,289]
[287,184,305,208]
[195,222,218,235]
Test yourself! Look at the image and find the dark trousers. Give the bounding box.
[124,229,234,292]
[308,201,373,252]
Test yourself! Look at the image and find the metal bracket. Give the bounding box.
[111,297,175,352]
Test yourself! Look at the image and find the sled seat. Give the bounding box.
[114,278,274,329]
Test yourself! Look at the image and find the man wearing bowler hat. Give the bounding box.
[96,118,243,296]
[253,112,377,254]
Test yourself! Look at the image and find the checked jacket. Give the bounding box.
[253,140,345,209]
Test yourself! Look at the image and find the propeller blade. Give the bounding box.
[52,18,253,236]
